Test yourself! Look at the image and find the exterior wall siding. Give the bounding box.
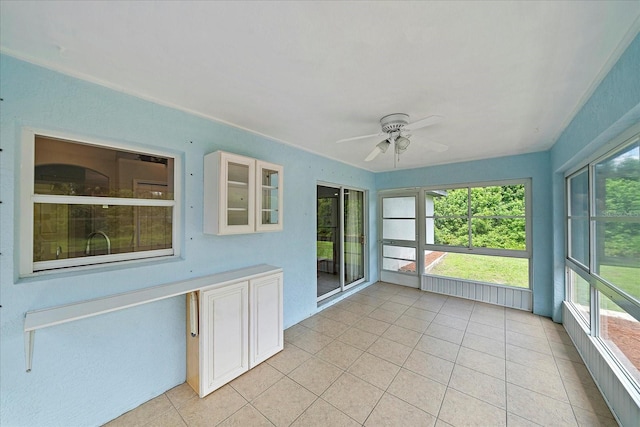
[563,303,640,426]
[422,275,532,311]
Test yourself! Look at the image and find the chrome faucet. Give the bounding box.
[85,231,111,255]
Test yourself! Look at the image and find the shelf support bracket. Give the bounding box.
[24,330,34,372]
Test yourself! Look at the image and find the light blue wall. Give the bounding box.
[0,54,378,426]
[376,151,554,318]
[1,31,639,426]
[549,33,640,321]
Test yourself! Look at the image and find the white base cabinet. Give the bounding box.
[187,270,283,398]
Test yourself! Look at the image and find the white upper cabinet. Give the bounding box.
[204,151,283,235]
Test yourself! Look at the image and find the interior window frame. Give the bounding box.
[19,128,182,276]
[564,132,640,392]
[422,179,532,289]
[423,179,531,258]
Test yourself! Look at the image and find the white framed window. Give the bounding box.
[423,180,531,289]
[565,133,640,391]
[20,129,181,275]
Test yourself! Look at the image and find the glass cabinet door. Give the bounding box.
[221,153,255,233]
[256,161,283,232]
[227,161,250,226]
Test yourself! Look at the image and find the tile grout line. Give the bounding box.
[284,305,375,426]
[503,312,581,426]
[362,289,446,425]
[301,290,572,426]
[169,394,193,427]
[342,285,406,425]
[430,294,452,424]
[546,321,583,427]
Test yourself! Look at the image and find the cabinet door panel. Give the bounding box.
[250,273,283,366]
[201,281,249,395]
[221,153,255,234]
[256,161,283,232]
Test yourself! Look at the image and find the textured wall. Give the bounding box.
[0,54,377,426]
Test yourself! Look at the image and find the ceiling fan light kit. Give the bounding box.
[394,136,411,152]
[365,140,391,162]
[337,113,446,165]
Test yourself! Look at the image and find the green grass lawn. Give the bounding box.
[427,252,530,288]
[317,241,333,259]
[599,265,639,299]
[317,241,362,260]
[572,264,639,313]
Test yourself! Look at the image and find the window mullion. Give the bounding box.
[33,194,175,207]
[467,187,472,249]
[592,284,599,337]
[589,162,597,337]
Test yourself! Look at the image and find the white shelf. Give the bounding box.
[228,181,248,187]
[23,264,282,372]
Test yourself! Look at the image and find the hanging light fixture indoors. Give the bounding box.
[394,136,411,153]
[365,139,390,162]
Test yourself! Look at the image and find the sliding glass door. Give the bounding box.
[344,189,365,288]
[317,184,367,301]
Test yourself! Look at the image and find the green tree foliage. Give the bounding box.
[432,185,526,250]
[596,153,640,261]
[432,188,468,246]
[317,197,335,240]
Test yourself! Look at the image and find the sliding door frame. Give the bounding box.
[317,182,369,302]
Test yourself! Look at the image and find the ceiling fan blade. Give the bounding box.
[426,141,449,152]
[364,145,383,162]
[336,132,385,144]
[404,115,443,131]
[364,139,391,161]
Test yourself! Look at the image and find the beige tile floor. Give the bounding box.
[105,282,618,427]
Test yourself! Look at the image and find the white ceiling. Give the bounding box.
[1,1,639,172]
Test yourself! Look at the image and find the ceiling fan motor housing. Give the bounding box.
[380,113,409,133]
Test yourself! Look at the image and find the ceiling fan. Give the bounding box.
[337,113,447,163]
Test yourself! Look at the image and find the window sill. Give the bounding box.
[16,254,182,285]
